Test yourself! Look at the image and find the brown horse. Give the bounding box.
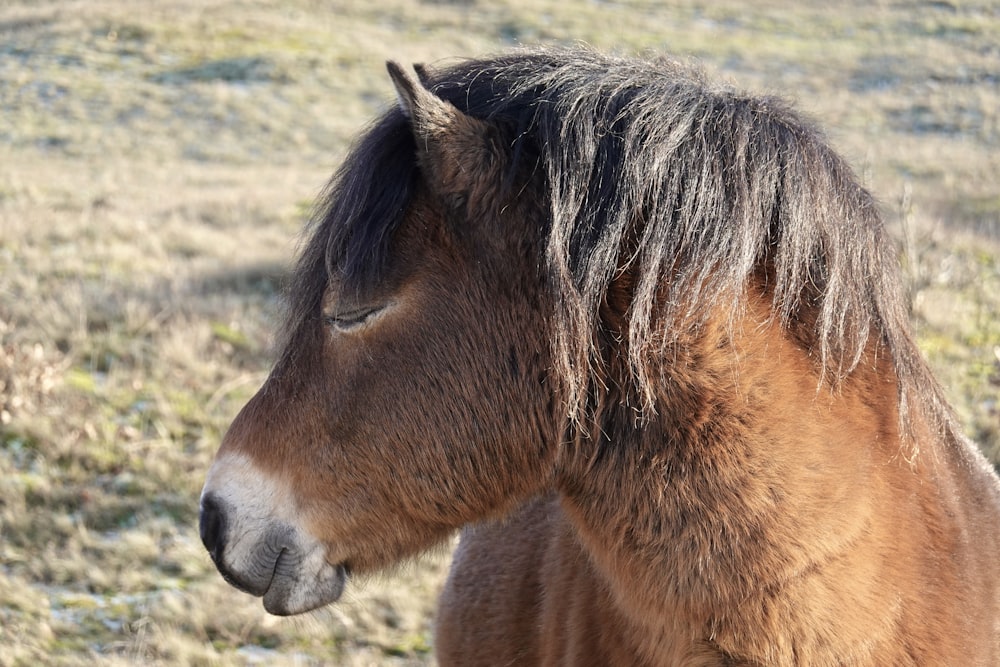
[199,48,1000,665]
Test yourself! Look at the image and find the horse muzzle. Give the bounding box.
[199,453,347,615]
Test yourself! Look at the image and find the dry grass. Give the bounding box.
[1,0,997,664]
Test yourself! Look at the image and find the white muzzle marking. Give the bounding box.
[200,451,345,614]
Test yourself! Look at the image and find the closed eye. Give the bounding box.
[322,306,384,334]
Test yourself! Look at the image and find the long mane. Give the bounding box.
[289,47,958,448]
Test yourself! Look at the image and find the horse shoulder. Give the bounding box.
[435,497,550,666]
[435,496,651,666]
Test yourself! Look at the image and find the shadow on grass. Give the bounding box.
[190,261,289,299]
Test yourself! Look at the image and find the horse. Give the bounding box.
[199,48,1000,665]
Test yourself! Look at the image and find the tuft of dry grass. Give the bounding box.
[1,0,997,664]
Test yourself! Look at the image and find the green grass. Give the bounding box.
[1,0,998,664]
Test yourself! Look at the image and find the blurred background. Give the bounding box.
[1,0,997,664]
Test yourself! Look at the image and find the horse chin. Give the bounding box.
[261,557,348,616]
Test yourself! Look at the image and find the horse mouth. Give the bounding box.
[260,550,349,616]
[207,529,349,615]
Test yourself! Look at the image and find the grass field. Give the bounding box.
[1,0,998,664]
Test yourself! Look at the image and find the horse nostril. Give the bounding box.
[199,492,228,562]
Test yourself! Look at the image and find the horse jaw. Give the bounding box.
[199,451,346,615]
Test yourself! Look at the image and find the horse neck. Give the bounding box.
[554,301,907,639]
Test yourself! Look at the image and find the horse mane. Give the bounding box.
[288,47,959,449]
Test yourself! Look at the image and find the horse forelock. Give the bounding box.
[281,46,957,445]
[276,109,418,354]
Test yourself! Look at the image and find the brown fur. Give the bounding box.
[204,49,1000,665]
[438,296,1000,665]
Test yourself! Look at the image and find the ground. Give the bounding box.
[0,0,998,664]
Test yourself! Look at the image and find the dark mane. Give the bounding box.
[278,110,415,350]
[288,47,957,448]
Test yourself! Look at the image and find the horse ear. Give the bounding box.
[387,61,435,122]
[386,61,502,202]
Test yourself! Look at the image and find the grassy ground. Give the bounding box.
[1,0,997,664]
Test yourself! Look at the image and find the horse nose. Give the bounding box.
[199,492,228,562]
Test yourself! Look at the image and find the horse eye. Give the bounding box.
[323,306,382,333]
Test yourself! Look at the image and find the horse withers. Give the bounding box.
[199,49,1000,665]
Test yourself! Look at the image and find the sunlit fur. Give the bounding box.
[205,48,1000,665]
